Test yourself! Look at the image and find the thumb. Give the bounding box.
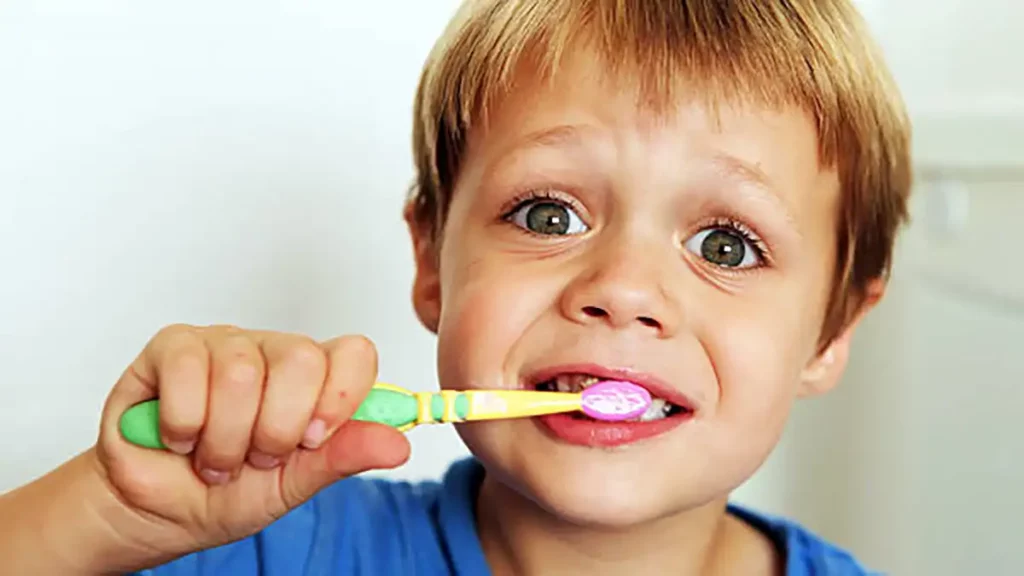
[278,420,411,507]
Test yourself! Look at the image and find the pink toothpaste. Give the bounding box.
[579,380,652,421]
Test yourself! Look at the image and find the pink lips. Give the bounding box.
[526,363,696,448]
[579,380,651,421]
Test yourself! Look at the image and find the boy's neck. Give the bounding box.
[475,474,781,576]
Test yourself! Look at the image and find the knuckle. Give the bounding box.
[156,323,195,340]
[335,334,377,362]
[219,358,262,389]
[213,335,264,387]
[159,327,203,354]
[160,339,207,377]
[206,323,241,334]
[219,333,258,351]
[281,338,326,374]
[164,344,206,371]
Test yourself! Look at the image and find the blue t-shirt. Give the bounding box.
[136,457,874,575]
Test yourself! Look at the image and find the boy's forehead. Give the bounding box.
[472,52,828,176]
[459,51,840,230]
[474,49,816,149]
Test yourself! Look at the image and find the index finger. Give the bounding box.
[102,325,210,453]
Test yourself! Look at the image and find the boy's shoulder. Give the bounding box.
[136,458,877,575]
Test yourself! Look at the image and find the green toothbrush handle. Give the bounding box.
[119,386,459,450]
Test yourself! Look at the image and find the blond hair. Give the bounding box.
[407,0,912,346]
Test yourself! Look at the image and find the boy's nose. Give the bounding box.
[559,240,681,338]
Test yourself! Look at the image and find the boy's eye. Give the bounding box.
[509,201,589,236]
[684,228,761,269]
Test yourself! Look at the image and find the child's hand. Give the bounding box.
[93,324,411,563]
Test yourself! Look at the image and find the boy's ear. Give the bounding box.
[799,278,886,397]
[404,201,442,334]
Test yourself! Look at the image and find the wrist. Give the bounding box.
[1,448,153,575]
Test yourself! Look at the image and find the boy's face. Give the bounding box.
[409,51,872,527]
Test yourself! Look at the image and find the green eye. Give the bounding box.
[685,228,760,268]
[509,201,589,235]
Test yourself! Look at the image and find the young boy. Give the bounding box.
[1,0,911,574]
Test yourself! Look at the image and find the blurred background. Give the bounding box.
[0,1,1020,574]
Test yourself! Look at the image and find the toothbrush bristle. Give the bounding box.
[579,381,651,421]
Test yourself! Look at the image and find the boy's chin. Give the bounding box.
[463,425,736,529]
[477,449,713,530]
[527,480,681,529]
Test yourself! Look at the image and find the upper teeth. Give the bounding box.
[551,374,602,392]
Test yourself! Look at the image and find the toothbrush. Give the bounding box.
[119,380,652,450]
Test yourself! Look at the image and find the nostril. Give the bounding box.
[581,306,608,318]
[637,316,660,328]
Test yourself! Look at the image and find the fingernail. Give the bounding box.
[248,451,281,469]
[164,439,195,455]
[198,468,230,485]
[302,419,326,449]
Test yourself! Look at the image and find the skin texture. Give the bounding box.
[407,51,882,574]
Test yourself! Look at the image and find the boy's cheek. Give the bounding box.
[689,301,815,431]
[435,269,556,390]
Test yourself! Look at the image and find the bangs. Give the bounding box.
[418,0,881,180]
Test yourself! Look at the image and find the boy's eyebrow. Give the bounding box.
[481,124,587,183]
[708,152,801,231]
[514,124,586,150]
[511,126,781,199]
[709,152,773,192]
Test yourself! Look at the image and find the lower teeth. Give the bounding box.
[634,399,679,422]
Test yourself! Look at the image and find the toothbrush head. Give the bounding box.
[579,380,652,421]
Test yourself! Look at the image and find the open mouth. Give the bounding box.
[534,373,692,422]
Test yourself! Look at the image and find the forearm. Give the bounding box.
[0,449,141,575]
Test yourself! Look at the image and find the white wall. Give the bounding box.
[0,0,467,489]
[896,185,1024,575]
[865,0,1023,118]
[2,2,1022,575]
